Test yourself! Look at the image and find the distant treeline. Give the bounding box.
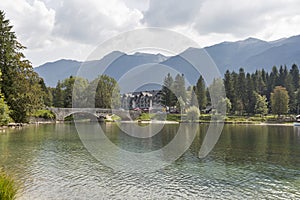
[161,64,300,116]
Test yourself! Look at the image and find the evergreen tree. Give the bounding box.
[161,73,176,107]
[190,86,198,107]
[173,74,187,103]
[62,76,75,108]
[53,81,64,107]
[236,68,246,114]
[0,11,44,122]
[290,64,299,91]
[245,73,255,114]
[195,75,207,110]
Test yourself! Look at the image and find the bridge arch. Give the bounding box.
[46,107,141,121]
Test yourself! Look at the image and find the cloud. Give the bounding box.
[52,0,143,44]
[142,0,300,38]
[2,0,55,49]
[142,0,203,27]
[2,0,300,66]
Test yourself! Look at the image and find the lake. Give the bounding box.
[0,123,300,199]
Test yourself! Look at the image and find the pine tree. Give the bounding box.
[161,73,176,107]
[0,11,45,122]
[53,81,64,107]
[290,64,299,91]
[195,75,207,110]
[173,74,187,103]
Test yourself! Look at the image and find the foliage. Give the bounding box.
[0,170,18,200]
[166,114,181,122]
[0,94,11,125]
[271,86,289,116]
[94,75,120,108]
[32,109,55,119]
[186,106,200,122]
[222,64,300,115]
[161,73,176,107]
[254,92,268,116]
[173,74,187,102]
[138,113,153,121]
[195,75,207,110]
[208,78,226,114]
[0,11,45,122]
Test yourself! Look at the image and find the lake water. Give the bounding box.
[0,123,300,199]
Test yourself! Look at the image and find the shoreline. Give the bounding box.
[0,118,298,130]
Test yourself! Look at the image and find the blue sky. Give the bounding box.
[2,0,300,66]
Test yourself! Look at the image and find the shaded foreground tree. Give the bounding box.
[0,11,45,122]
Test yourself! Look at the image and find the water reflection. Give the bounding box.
[0,123,299,199]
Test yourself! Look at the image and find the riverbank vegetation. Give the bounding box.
[0,170,18,200]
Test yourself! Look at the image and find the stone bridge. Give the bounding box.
[47,107,141,121]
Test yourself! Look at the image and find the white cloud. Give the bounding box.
[2,0,55,49]
[52,0,143,44]
[2,0,300,66]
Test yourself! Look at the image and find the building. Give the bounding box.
[121,90,163,111]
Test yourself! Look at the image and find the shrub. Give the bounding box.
[0,171,18,200]
[32,109,55,119]
[186,106,200,122]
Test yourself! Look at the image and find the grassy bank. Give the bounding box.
[0,171,18,200]
[151,113,295,124]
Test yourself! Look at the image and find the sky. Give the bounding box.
[2,0,300,67]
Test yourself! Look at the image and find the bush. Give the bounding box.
[186,106,200,122]
[0,171,18,200]
[32,109,55,119]
[0,96,11,126]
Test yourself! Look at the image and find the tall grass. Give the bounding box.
[0,171,18,200]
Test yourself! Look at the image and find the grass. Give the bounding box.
[0,171,18,200]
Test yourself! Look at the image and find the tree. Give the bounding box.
[236,68,247,114]
[208,78,226,114]
[53,81,64,107]
[224,70,235,113]
[195,75,207,110]
[290,64,299,90]
[62,76,75,108]
[0,11,45,122]
[161,73,176,107]
[189,86,198,107]
[254,92,268,116]
[94,75,120,108]
[39,78,52,107]
[173,74,187,103]
[0,71,10,125]
[271,86,289,116]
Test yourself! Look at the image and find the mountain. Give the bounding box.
[204,35,300,73]
[35,52,168,87]
[35,35,300,87]
[35,59,81,87]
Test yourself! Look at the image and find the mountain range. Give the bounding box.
[35,35,300,87]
